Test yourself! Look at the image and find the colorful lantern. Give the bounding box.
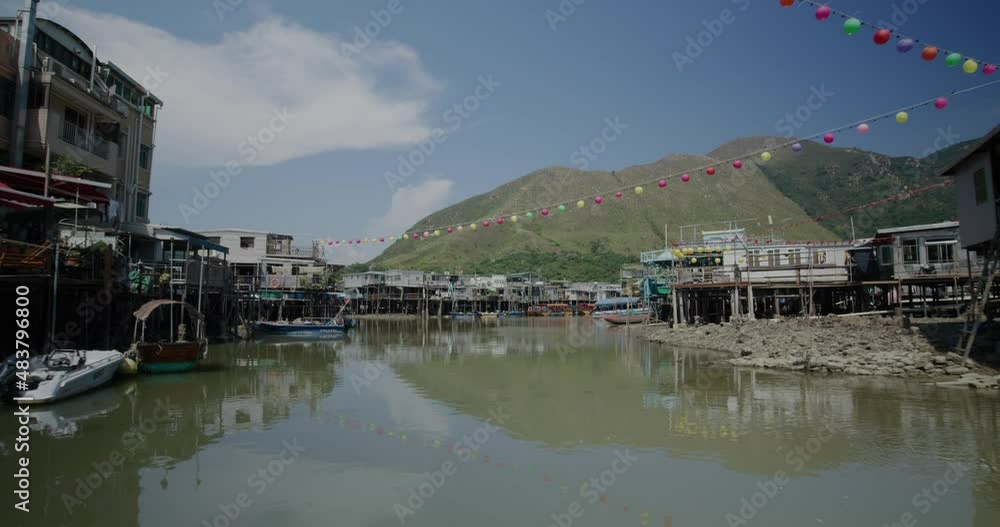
[511,215,519,223]
[635,186,644,195]
[843,18,861,35]
[423,232,430,238]
[934,97,948,109]
[760,152,771,162]
[945,53,962,67]
[457,226,464,232]
[447,227,454,233]
[412,233,420,239]
[615,191,623,198]
[379,237,385,242]
[873,29,891,45]
[497,218,504,224]
[470,224,477,230]
[963,59,979,74]
[433,230,440,237]
[482,220,490,228]
[594,196,603,204]
[706,167,716,175]
[780,0,795,7]
[896,111,909,123]
[681,173,691,182]
[792,143,802,152]
[985,64,997,75]
[714,258,722,265]
[558,204,566,212]
[526,212,534,219]
[857,123,870,134]
[690,258,697,264]
[356,239,362,244]
[823,133,835,144]
[733,160,743,169]
[541,209,549,216]
[815,5,831,21]
[576,200,585,208]
[896,38,914,53]
[658,179,667,188]
[921,46,939,61]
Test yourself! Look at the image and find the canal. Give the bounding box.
[2,318,998,526]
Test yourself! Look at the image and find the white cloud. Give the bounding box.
[326,178,455,264]
[42,2,439,167]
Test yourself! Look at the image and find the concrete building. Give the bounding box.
[939,124,1000,251]
[0,5,163,223]
[198,228,327,291]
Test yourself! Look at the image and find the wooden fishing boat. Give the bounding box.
[546,304,570,317]
[130,300,208,374]
[527,306,548,317]
[450,312,481,319]
[603,313,650,325]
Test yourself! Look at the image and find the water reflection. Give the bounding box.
[0,319,996,527]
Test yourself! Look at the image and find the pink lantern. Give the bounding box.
[857,123,870,134]
[985,64,997,75]
[348,240,353,244]
[594,196,603,204]
[658,179,667,188]
[412,233,419,240]
[379,237,385,243]
[328,241,333,245]
[733,160,743,169]
[706,167,716,175]
[356,240,361,244]
[681,173,690,182]
[823,133,835,144]
[497,218,505,225]
[482,220,491,228]
[541,208,550,216]
[457,226,464,232]
[815,5,831,21]
[615,191,623,198]
[447,227,454,234]
[335,241,340,245]
[934,97,948,109]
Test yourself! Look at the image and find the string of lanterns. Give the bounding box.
[782,0,997,75]
[318,77,1000,249]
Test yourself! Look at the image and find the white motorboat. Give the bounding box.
[3,350,123,404]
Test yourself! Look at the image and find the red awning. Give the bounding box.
[0,183,58,208]
[0,166,111,205]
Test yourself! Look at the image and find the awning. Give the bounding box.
[134,300,204,322]
[0,182,58,209]
[0,166,111,205]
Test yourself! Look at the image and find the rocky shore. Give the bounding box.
[646,316,1000,388]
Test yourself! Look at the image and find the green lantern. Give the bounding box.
[945,53,962,67]
[843,18,861,35]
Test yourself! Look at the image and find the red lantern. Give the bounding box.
[706,167,716,176]
[497,218,505,225]
[921,46,939,61]
[873,29,891,45]
[482,220,491,228]
[780,0,795,6]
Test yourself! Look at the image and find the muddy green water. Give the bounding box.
[2,318,998,527]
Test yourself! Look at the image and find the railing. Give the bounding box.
[61,121,112,159]
[0,239,51,272]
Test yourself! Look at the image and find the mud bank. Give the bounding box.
[646,316,999,385]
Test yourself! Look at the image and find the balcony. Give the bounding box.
[61,121,112,159]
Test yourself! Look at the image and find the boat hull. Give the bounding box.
[136,342,205,373]
[255,322,345,337]
[603,314,650,325]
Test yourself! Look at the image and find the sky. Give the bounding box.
[14,0,1000,263]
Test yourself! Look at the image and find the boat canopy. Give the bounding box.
[594,297,641,307]
[133,300,205,322]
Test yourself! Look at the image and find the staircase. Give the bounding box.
[956,230,1000,359]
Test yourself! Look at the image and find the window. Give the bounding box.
[767,249,779,267]
[747,250,761,267]
[139,144,151,169]
[240,237,255,249]
[787,249,802,266]
[879,246,894,266]
[974,168,988,205]
[134,193,148,219]
[206,237,221,245]
[926,240,956,264]
[118,132,127,159]
[813,251,827,265]
[64,106,88,133]
[902,240,919,264]
[0,77,14,118]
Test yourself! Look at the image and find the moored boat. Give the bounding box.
[130,300,209,373]
[603,313,650,325]
[1,350,123,404]
[255,318,347,337]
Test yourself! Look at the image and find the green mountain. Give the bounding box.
[369,136,974,281]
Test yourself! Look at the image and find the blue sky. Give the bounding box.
[29,0,1000,262]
